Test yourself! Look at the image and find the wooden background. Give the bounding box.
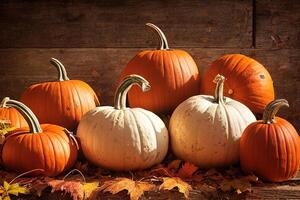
[0,0,299,130]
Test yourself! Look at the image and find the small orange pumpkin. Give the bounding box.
[21,58,99,131]
[1,97,78,176]
[119,23,200,114]
[240,99,300,182]
[0,97,27,128]
[202,54,275,115]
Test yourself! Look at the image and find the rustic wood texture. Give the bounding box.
[0,0,252,48]
[256,0,300,49]
[1,48,299,130]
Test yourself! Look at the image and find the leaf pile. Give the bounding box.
[0,160,265,200]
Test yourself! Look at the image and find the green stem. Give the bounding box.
[114,75,150,110]
[146,23,169,50]
[213,74,226,104]
[1,97,42,133]
[262,99,289,124]
[50,58,70,81]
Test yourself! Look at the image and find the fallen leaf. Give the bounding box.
[0,181,28,200]
[30,179,49,197]
[244,175,259,183]
[82,181,99,199]
[220,178,251,194]
[159,177,192,199]
[99,178,155,200]
[178,163,198,178]
[167,160,182,170]
[48,179,84,200]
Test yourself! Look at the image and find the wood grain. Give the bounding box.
[255,0,300,49]
[0,48,299,131]
[0,0,252,48]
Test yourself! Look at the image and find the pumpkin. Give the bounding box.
[1,97,78,176]
[169,74,256,168]
[118,23,200,114]
[0,97,27,128]
[77,74,169,171]
[240,99,300,182]
[202,54,275,115]
[21,58,99,131]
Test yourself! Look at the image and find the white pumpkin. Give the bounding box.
[77,74,169,171]
[169,74,256,168]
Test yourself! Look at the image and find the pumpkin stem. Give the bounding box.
[213,74,226,104]
[0,97,9,108]
[262,99,289,124]
[114,74,150,110]
[50,58,70,81]
[1,97,42,133]
[146,23,169,50]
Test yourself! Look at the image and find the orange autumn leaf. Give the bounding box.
[159,177,192,199]
[99,178,156,200]
[177,162,199,178]
[167,160,182,170]
[48,179,84,200]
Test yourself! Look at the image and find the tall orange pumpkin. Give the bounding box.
[240,99,300,182]
[0,97,27,128]
[21,58,99,131]
[1,97,78,176]
[202,54,275,115]
[119,23,200,114]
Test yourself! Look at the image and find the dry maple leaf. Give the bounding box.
[178,163,198,178]
[82,181,99,199]
[0,181,28,200]
[99,178,155,200]
[220,178,252,194]
[167,160,182,170]
[159,177,192,199]
[48,179,84,200]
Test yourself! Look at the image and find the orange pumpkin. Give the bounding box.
[21,58,99,131]
[0,97,27,128]
[1,97,78,176]
[119,23,200,114]
[240,99,300,182]
[202,54,275,114]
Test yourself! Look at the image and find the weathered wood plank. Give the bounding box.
[0,48,299,131]
[0,0,252,48]
[255,0,300,49]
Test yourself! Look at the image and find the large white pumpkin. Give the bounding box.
[169,74,256,168]
[77,74,169,171]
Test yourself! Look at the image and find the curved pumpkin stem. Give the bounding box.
[1,97,42,133]
[146,23,169,50]
[262,99,289,124]
[50,58,70,81]
[114,74,150,110]
[0,97,9,108]
[213,74,226,104]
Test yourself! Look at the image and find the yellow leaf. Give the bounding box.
[7,183,27,196]
[99,178,155,200]
[159,177,192,199]
[82,181,99,199]
[3,182,9,191]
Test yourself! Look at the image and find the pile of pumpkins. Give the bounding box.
[0,23,299,182]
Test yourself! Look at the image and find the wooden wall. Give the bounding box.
[0,0,299,130]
